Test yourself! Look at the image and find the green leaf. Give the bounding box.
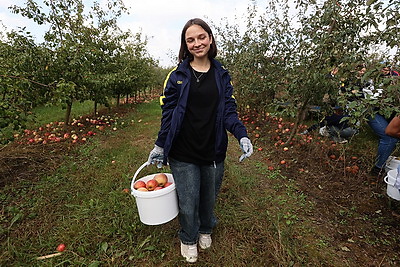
[101,242,108,253]
[9,213,23,229]
[138,235,151,249]
[88,262,101,267]
[144,246,156,251]
[386,19,396,27]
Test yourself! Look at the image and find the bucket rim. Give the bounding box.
[131,173,175,198]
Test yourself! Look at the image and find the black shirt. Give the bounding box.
[169,65,219,164]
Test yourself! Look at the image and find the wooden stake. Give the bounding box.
[36,252,62,260]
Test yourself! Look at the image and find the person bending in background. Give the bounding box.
[147,18,253,263]
[386,115,400,139]
[302,107,357,143]
[303,66,358,143]
[366,63,399,177]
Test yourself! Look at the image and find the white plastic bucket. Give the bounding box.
[385,156,400,172]
[384,169,400,201]
[130,162,179,225]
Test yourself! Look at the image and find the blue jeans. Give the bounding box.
[368,113,399,169]
[328,126,357,138]
[169,158,224,245]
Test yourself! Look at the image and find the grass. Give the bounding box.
[1,99,397,265]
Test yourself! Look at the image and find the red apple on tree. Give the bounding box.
[154,173,168,187]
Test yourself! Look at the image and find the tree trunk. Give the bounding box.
[65,102,72,125]
[285,99,310,144]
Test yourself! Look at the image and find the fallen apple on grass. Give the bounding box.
[56,243,66,252]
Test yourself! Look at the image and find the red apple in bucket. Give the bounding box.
[164,182,173,187]
[134,180,146,190]
[146,179,158,191]
[137,187,148,192]
[154,173,168,187]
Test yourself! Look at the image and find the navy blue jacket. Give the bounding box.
[155,58,248,164]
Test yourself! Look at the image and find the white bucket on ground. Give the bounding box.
[130,162,178,225]
[385,156,400,172]
[384,169,400,201]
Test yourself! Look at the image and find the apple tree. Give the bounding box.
[0,30,51,142]
[10,0,130,124]
[217,0,399,139]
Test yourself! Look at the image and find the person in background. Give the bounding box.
[302,66,358,143]
[302,107,357,143]
[385,115,400,138]
[327,66,339,79]
[147,18,253,263]
[381,64,399,77]
[366,63,399,177]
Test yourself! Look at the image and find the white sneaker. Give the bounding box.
[180,242,197,263]
[199,234,212,249]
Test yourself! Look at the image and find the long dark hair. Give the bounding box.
[178,18,217,63]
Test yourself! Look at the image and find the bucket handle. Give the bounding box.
[384,175,394,186]
[133,162,150,183]
[130,162,150,192]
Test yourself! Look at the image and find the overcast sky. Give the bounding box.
[0,0,260,67]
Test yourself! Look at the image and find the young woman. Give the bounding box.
[147,18,253,263]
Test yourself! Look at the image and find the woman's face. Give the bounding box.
[357,67,366,77]
[185,24,212,60]
[381,67,390,75]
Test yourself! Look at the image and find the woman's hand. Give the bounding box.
[147,145,164,168]
[239,137,253,162]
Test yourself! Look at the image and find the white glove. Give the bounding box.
[239,137,253,162]
[147,145,164,168]
[319,126,330,137]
